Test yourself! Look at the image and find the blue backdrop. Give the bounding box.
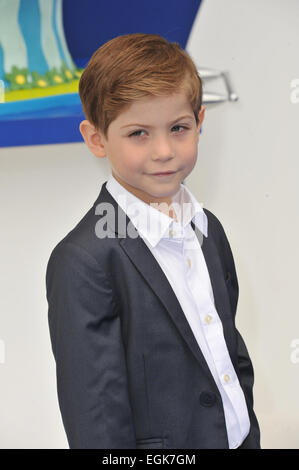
[0,0,202,147]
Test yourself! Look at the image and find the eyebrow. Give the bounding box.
[120,114,194,129]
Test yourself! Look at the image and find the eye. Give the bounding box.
[128,125,189,138]
[171,125,189,133]
[128,130,146,138]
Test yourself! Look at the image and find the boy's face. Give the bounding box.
[80,91,205,207]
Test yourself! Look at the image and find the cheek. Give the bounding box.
[180,139,198,159]
[119,148,145,172]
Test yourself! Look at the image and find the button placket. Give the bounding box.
[200,306,218,327]
[221,370,238,387]
[183,235,193,274]
[204,313,213,324]
[168,220,184,240]
[223,374,231,384]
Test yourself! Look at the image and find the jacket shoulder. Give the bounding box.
[47,201,115,269]
[203,207,228,243]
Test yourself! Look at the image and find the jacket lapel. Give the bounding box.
[94,182,237,384]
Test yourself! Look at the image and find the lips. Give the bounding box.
[151,171,176,175]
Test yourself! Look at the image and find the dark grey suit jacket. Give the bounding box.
[46,181,261,449]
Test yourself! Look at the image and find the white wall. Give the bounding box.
[186,0,299,448]
[0,0,298,449]
[0,143,110,448]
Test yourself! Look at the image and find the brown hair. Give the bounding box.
[79,33,202,139]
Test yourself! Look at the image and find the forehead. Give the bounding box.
[114,91,193,127]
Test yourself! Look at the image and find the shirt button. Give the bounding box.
[205,314,213,324]
[187,257,192,267]
[223,374,230,384]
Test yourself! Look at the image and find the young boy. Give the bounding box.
[46,33,261,449]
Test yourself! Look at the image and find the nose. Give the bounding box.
[151,134,175,161]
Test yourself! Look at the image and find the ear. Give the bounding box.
[199,105,206,125]
[79,120,107,158]
[196,105,206,134]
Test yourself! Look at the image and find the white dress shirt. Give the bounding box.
[106,173,250,449]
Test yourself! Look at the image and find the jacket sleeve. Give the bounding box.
[208,210,261,448]
[46,241,137,449]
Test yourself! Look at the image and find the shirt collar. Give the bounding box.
[105,173,208,247]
